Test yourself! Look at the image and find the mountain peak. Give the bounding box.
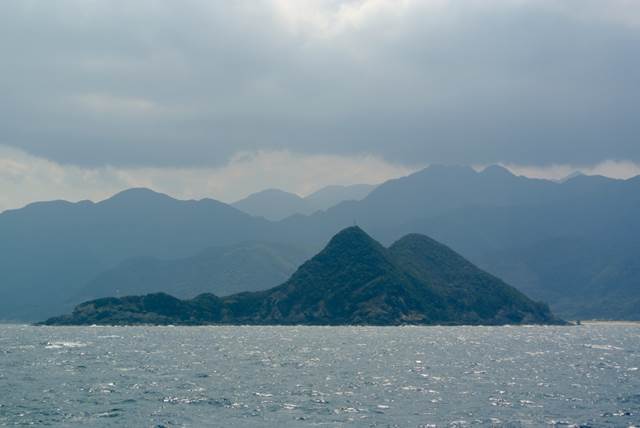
[389,233,474,280]
[234,188,303,202]
[313,225,387,263]
[323,226,378,252]
[232,188,309,221]
[285,225,394,294]
[102,188,175,205]
[332,225,367,238]
[481,165,514,178]
[423,164,476,175]
[251,188,300,197]
[390,233,443,250]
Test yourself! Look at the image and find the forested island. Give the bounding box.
[42,227,561,326]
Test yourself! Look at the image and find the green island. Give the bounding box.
[41,227,562,326]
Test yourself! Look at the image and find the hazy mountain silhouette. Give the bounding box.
[0,188,272,320]
[76,242,312,302]
[232,184,375,220]
[268,166,640,319]
[43,227,560,326]
[232,189,313,221]
[305,184,375,211]
[3,167,640,321]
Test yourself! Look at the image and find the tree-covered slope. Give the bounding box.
[389,234,554,324]
[43,227,561,326]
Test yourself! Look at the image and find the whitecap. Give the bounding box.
[44,341,87,349]
[584,344,623,351]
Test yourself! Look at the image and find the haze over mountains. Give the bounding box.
[43,227,559,326]
[1,165,638,321]
[232,184,375,220]
[76,242,312,302]
[0,189,271,320]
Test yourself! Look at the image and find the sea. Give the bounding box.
[0,324,638,427]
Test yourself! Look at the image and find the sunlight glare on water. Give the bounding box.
[0,324,639,427]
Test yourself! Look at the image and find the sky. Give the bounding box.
[1,0,640,211]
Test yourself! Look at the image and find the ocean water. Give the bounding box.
[0,324,638,427]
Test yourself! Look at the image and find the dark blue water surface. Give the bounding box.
[1,324,639,427]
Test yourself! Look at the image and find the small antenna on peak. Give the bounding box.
[353,219,357,226]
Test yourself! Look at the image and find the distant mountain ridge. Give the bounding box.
[76,241,313,301]
[232,184,375,220]
[42,227,560,326]
[305,184,376,212]
[232,189,312,221]
[266,165,640,319]
[0,188,271,320]
[2,166,640,321]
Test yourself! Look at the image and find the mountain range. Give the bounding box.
[268,165,640,320]
[2,165,639,321]
[0,189,271,320]
[42,227,560,326]
[231,184,375,221]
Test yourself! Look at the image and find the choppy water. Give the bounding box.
[1,324,639,427]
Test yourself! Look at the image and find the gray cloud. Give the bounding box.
[2,143,639,214]
[1,0,639,167]
[0,145,417,212]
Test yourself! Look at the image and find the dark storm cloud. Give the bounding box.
[1,0,639,167]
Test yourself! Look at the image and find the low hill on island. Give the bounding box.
[42,227,562,326]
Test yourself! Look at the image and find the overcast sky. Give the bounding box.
[1,0,639,211]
